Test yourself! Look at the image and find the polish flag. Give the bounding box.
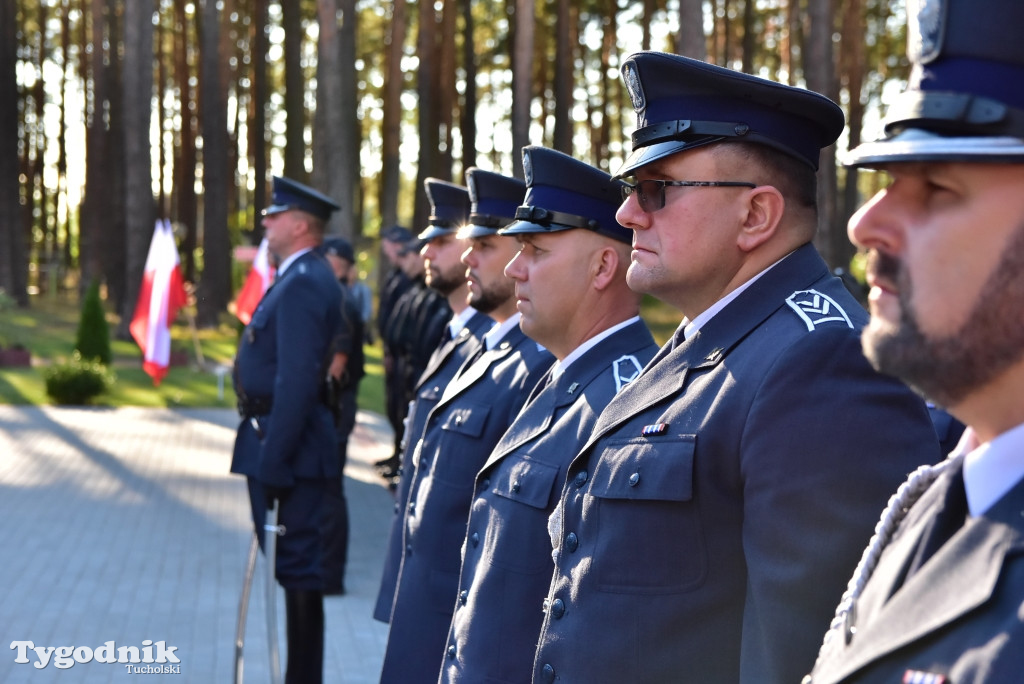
[233,237,276,325]
[130,219,188,386]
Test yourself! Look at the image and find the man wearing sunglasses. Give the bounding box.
[530,52,943,684]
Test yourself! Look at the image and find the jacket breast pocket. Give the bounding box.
[484,456,559,573]
[588,435,706,593]
[433,402,491,484]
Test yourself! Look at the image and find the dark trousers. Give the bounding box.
[246,477,326,591]
[321,387,357,594]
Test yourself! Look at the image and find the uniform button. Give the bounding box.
[565,532,578,552]
[459,590,468,605]
[447,644,456,659]
[550,598,565,619]
[455,415,463,425]
[405,544,413,556]
[628,472,641,487]
[433,386,441,393]
[419,458,427,469]
[408,501,416,512]
[512,480,521,493]
[480,478,490,489]
[393,502,400,514]
[541,663,555,683]
[470,532,480,547]
[574,470,588,487]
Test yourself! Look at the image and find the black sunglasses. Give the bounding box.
[621,179,756,212]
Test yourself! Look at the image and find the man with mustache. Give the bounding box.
[807,1,1024,681]
[378,168,553,684]
[530,52,943,684]
[373,178,493,623]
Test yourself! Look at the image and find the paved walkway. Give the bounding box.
[0,406,397,683]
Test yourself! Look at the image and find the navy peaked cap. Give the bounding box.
[322,237,355,263]
[263,176,340,221]
[459,169,526,239]
[616,51,845,177]
[847,0,1024,165]
[500,146,631,245]
[419,179,471,242]
[381,225,413,243]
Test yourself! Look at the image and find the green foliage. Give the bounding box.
[75,281,112,364]
[43,352,115,405]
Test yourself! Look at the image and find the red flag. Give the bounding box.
[233,237,276,325]
[130,219,188,386]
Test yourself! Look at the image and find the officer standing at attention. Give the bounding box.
[378,168,553,684]
[440,146,660,684]
[373,178,493,623]
[230,175,343,684]
[807,1,1024,680]
[319,236,365,596]
[376,225,415,477]
[531,53,943,684]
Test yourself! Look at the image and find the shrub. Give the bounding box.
[44,352,115,405]
[75,280,112,364]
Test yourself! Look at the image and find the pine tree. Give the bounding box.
[75,280,112,364]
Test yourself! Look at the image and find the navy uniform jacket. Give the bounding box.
[531,244,942,684]
[379,325,553,684]
[441,318,659,684]
[807,459,1024,683]
[373,309,494,622]
[230,250,342,485]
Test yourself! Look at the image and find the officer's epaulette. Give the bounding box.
[784,289,853,332]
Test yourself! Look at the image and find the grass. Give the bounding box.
[0,294,387,414]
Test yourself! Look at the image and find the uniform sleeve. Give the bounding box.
[258,274,335,486]
[737,327,941,683]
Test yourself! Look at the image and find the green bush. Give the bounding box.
[75,280,112,364]
[44,352,115,405]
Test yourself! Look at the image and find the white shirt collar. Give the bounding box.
[961,421,1024,516]
[449,307,480,339]
[682,253,788,340]
[550,316,641,381]
[483,312,522,350]
[276,247,313,277]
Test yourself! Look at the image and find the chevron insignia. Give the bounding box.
[785,289,853,331]
[612,355,643,393]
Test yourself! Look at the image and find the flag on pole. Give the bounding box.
[233,237,276,325]
[130,219,188,386]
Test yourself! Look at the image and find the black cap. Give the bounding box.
[847,0,1024,166]
[459,169,526,239]
[616,51,845,177]
[419,179,471,242]
[322,237,355,263]
[500,146,631,245]
[381,225,413,243]
[263,176,340,221]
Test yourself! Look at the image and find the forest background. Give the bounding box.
[0,0,907,339]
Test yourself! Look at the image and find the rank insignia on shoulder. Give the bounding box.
[567,382,579,395]
[901,670,947,684]
[785,289,853,331]
[642,423,669,436]
[612,355,643,393]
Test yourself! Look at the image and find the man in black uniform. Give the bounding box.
[230,176,343,684]
[319,236,365,596]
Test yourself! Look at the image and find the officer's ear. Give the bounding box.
[591,243,625,292]
[736,185,784,253]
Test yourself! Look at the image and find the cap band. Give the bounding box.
[468,212,515,228]
[513,205,600,232]
[632,119,752,148]
[885,89,1024,138]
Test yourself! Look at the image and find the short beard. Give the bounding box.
[426,265,466,297]
[470,278,515,315]
[862,225,1024,408]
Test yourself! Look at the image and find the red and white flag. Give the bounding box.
[233,237,276,325]
[130,219,188,386]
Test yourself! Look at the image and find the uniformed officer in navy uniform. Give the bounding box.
[376,225,416,476]
[439,146,660,684]
[808,1,1024,681]
[373,178,493,623]
[378,169,553,684]
[318,236,365,596]
[530,53,944,684]
[230,175,343,684]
